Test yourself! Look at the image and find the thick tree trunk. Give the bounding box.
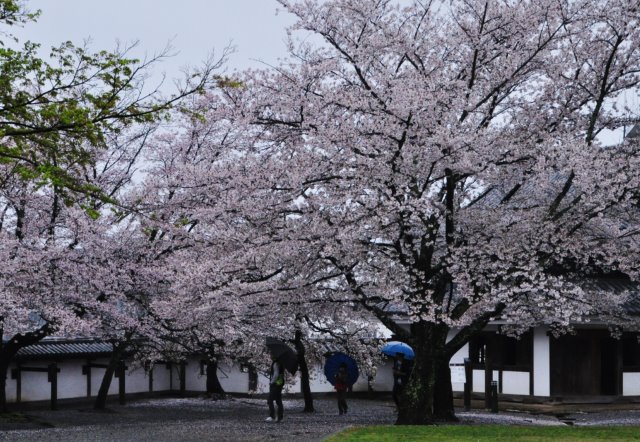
[396,322,455,425]
[94,341,128,410]
[205,358,225,397]
[294,330,314,412]
[433,358,457,421]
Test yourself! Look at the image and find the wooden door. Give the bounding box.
[550,332,602,396]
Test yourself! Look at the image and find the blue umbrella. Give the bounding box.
[382,341,415,360]
[324,352,359,386]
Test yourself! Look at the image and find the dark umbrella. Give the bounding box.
[266,337,298,375]
[324,352,359,386]
[381,341,415,360]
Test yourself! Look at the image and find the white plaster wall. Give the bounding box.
[533,327,550,396]
[450,338,469,393]
[14,362,52,402]
[217,362,249,393]
[501,371,530,395]
[6,365,17,402]
[371,359,394,392]
[283,362,374,394]
[151,363,171,391]
[87,358,110,396]
[623,373,640,396]
[55,361,86,399]
[5,327,554,403]
[124,366,150,394]
[184,360,206,392]
[255,372,270,394]
[472,369,498,393]
[288,366,334,394]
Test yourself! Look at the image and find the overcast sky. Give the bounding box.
[11,0,636,144]
[15,0,296,80]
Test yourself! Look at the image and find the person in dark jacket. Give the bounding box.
[334,363,349,415]
[266,355,285,422]
[392,353,412,409]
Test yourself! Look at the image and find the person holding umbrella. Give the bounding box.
[324,352,359,415]
[381,341,415,410]
[264,337,298,423]
[266,353,285,422]
[334,363,349,415]
[392,352,412,409]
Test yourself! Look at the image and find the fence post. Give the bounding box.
[463,357,471,411]
[117,361,126,405]
[48,363,58,411]
[490,380,499,413]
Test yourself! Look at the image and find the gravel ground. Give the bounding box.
[2,396,640,441]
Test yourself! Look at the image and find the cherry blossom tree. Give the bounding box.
[0,0,228,411]
[223,0,640,424]
[135,89,387,409]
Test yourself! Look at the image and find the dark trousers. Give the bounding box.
[337,390,348,414]
[268,384,283,420]
[392,382,403,408]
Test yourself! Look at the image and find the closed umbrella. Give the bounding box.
[381,341,415,360]
[324,352,359,386]
[266,337,298,375]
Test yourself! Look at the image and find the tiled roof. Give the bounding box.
[380,278,640,317]
[13,339,113,360]
[590,278,640,316]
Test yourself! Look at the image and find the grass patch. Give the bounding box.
[326,425,640,441]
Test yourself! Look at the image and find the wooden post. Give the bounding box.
[12,365,60,409]
[490,380,499,413]
[463,358,471,411]
[616,339,624,396]
[11,366,21,403]
[48,363,58,411]
[179,361,186,396]
[148,364,154,393]
[117,361,126,405]
[85,360,92,397]
[484,343,492,409]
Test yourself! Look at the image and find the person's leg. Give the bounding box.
[267,385,276,419]
[275,386,284,421]
[392,383,400,407]
[338,390,347,414]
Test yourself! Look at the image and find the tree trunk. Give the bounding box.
[0,360,8,414]
[396,322,455,425]
[433,357,457,422]
[0,325,6,413]
[205,358,225,397]
[94,341,128,410]
[0,323,54,413]
[294,330,314,412]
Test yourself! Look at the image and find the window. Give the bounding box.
[468,331,532,368]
